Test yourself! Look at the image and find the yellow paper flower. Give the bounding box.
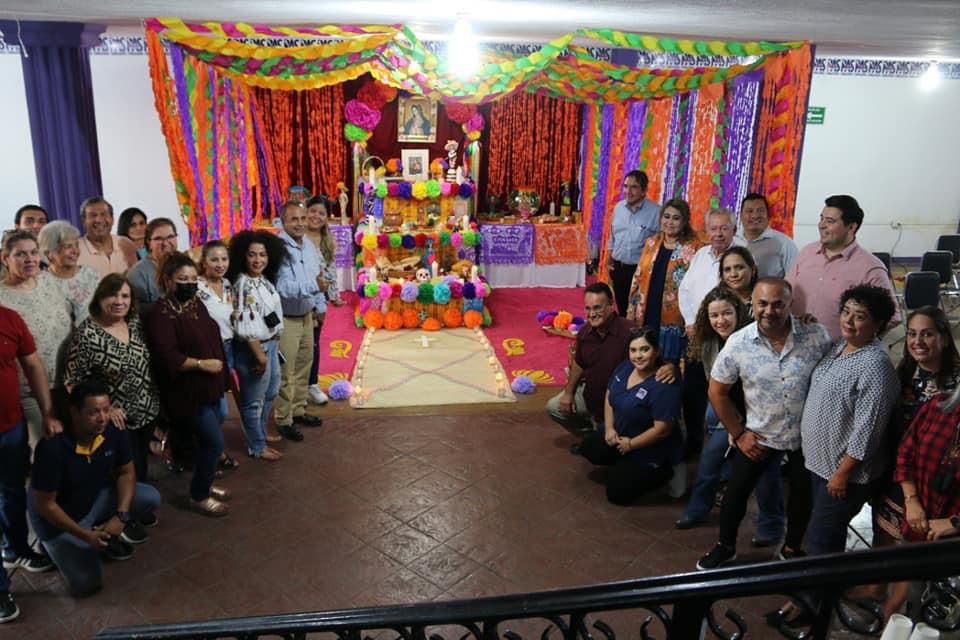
[411,181,428,200]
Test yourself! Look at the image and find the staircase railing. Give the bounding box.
[95,539,960,640]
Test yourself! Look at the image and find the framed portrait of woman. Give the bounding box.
[401,149,430,182]
[397,96,437,143]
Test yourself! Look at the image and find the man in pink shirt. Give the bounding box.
[76,197,138,279]
[785,195,899,338]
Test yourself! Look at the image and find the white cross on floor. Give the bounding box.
[412,334,438,348]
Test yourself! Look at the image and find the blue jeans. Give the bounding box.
[234,339,280,456]
[0,420,30,593]
[184,401,225,501]
[39,483,160,595]
[218,339,235,418]
[682,414,785,540]
[806,474,873,555]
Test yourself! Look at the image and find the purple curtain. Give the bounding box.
[0,21,106,226]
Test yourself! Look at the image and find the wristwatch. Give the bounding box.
[116,511,131,524]
[950,515,960,530]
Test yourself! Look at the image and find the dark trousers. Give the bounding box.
[581,431,673,505]
[127,426,153,482]
[719,448,812,550]
[309,324,321,385]
[682,360,708,458]
[806,475,873,555]
[610,261,637,317]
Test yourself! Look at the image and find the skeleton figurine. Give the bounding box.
[445,140,459,183]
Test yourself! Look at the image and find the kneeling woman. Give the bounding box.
[581,327,683,504]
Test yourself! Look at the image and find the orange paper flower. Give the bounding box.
[464,310,483,329]
[383,310,403,330]
[442,308,463,328]
[553,311,573,330]
[422,317,441,331]
[402,308,420,328]
[363,309,384,329]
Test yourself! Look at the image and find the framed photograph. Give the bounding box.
[397,96,437,143]
[401,149,430,182]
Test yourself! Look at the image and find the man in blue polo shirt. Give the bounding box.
[29,379,161,596]
[606,170,660,317]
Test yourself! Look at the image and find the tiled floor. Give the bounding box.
[9,392,862,639]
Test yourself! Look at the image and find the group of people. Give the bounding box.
[552,171,958,625]
[0,195,342,621]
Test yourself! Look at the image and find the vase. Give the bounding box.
[509,187,541,221]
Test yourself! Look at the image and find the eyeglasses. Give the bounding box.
[151,234,178,243]
[584,303,609,313]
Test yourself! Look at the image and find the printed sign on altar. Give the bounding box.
[480,224,535,265]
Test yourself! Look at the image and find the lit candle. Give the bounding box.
[470,265,478,281]
[431,260,439,279]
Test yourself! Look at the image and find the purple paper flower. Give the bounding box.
[397,182,413,199]
[400,281,419,303]
[329,379,353,400]
[344,99,381,130]
[458,183,474,198]
[511,376,535,394]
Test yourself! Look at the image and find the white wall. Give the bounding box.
[0,54,39,215]
[795,73,960,257]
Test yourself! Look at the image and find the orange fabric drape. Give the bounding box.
[640,99,673,204]
[686,83,724,230]
[596,103,630,283]
[487,92,581,206]
[254,85,347,198]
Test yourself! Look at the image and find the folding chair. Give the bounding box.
[903,270,944,311]
[922,250,960,289]
[936,234,960,266]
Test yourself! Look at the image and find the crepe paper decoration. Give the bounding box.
[426,179,442,199]
[344,98,381,129]
[687,84,723,225]
[721,69,762,213]
[344,123,372,142]
[421,317,442,331]
[417,282,434,304]
[458,183,474,198]
[363,282,379,298]
[553,311,574,330]
[534,224,588,265]
[400,282,419,303]
[387,182,400,197]
[433,282,452,304]
[511,375,536,394]
[463,310,483,329]
[383,310,403,330]
[442,308,462,327]
[401,234,416,249]
[411,182,428,200]
[462,230,479,246]
[363,309,384,329]
[378,282,392,300]
[328,379,353,400]
[575,29,801,57]
[357,81,387,110]
[386,158,402,173]
[402,308,420,328]
[375,182,388,198]
[388,233,402,248]
[448,281,463,299]
[445,102,476,124]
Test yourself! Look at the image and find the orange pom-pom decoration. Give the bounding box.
[402,308,420,328]
[464,309,483,329]
[363,309,384,329]
[553,311,573,330]
[422,317,441,331]
[442,308,462,328]
[383,310,403,330]
[381,85,398,102]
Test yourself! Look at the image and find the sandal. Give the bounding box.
[209,485,232,501]
[265,434,282,443]
[218,453,240,470]
[249,447,283,461]
[189,497,229,517]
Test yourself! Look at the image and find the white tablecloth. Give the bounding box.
[482,262,586,288]
[336,267,356,293]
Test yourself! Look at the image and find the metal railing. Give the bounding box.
[95,539,960,640]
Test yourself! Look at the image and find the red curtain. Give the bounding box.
[487,92,581,209]
[254,84,346,198]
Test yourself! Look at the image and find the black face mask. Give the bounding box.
[173,282,198,302]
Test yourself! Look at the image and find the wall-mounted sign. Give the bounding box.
[807,106,826,125]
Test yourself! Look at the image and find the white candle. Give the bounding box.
[431,261,439,279]
[470,265,478,281]
[461,215,469,231]
[487,356,496,365]
[367,266,375,282]
[368,167,376,186]
[550,202,556,216]
[456,167,464,184]
[495,373,504,382]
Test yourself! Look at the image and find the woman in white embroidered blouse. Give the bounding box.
[198,240,240,470]
[227,231,286,461]
[38,221,101,325]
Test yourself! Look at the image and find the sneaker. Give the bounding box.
[2,550,53,573]
[139,512,159,528]
[307,384,329,405]
[103,536,134,561]
[696,543,737,570]
[0,592,19,624]
[121,521,149,545]
[777,545,807,561]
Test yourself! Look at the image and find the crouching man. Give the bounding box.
[28,379,161,595]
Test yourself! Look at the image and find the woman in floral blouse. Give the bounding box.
[625,198,703,362]
[38,221,101,325]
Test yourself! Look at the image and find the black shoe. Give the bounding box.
[696,543,737,570]
[569,443,583,456]
[103,536,134,561]
[139,512,159,528]
[0,592,18,624]
[752,535,780,548]
[277,424,304,442]
[293,415,323,428]
[121,521,149,545]
[2,550,53,573]
[675,516,706,530]
[777,545,807,560]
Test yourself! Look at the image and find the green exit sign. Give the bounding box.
[807,106,826,125]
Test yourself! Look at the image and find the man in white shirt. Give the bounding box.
[734,193,799,278]
[677,207,743,457]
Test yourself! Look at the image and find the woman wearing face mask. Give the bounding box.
[625,199,703,363]
[145,252,232,516]
[718,246,759,310]
[580,327,683,505]
[676,287,784,542]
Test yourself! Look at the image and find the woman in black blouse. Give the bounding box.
[145,252,232,517]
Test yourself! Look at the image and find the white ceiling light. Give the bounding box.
[448,18,479,79]
[919,61,942,91]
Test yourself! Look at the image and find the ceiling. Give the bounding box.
[0,0,958,60]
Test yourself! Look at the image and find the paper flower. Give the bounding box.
[440,182,454,197]
[553,311,573,330]
[422,317,441,331]
[328,379,353,400]
[464,309,483,328]
[443,308,462,327]
[448,281,463,299]
[475,282,489,299]
[375,183,388,198]
[445,102,476,124]
[386,158,402,174]
[354,230,364,246]
[357,82,387,110]
[358,297,371,315]
[464,298,483,312]
[363,282,379,298]
[458,183,474,198]
[401,234,416,249]
[482,307,492,326]
[439,231,451,246]
[415,233,427,248]
[397,182,413,199]
[536,310,554,323]
[378,282,392,300]
[381,85,398,102]
[417,282,434,304]
[402,307,420,328]
[391,282,402,297]
[542,312,557,327]
[377,234,389,248]
[450,232,463,248]
[430,159,448,174]
[383,310,403,330]
[462,282,476,299]
[462,230,479,246]
[411,181,428,200]
[511,375,536,394]
[389,233,402,248]
[467,130,481,141]
[426,179,442,199]
[361,234,378,250]
[344,99,381,130]
[465,113,484,132]
[433,282,451,304]
[344,123,372,142]
[387,182,400,197]
[363,309,384,329]
[400,282,419,303]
